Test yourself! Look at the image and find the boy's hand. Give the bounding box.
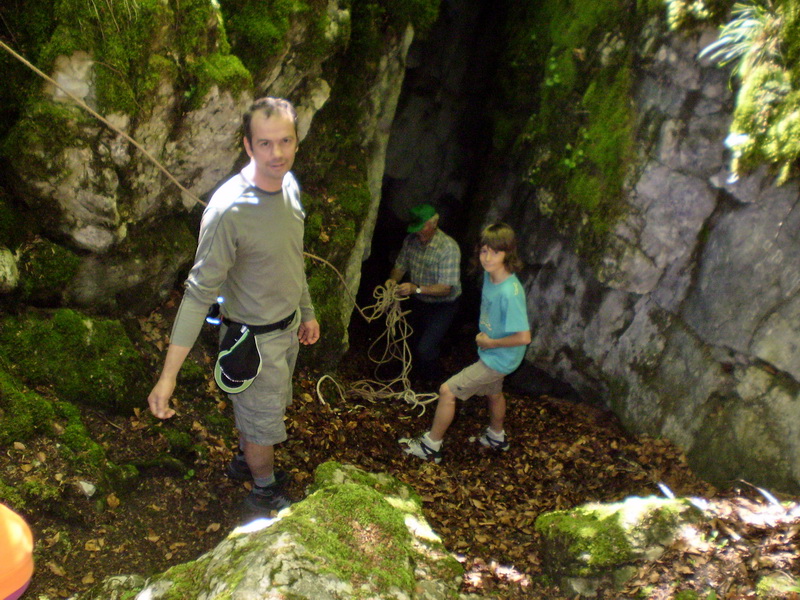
[476,332,494,349]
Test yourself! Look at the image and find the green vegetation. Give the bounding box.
[0,364,137,512]
[685,0,800,184]
[495,0,645,260]
[0,365,57,445]
[275,483,417,594]
[138,462,460,598]
[536,497,700,582]
[537,506,633,576]
[1,0,251,186]
[0,308,149,413]
[664,0,732,29]
[2,100,93,183]
[16,237,81,305]
[219,0,315,73]
[0,0,57,139]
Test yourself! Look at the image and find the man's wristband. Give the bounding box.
[415,286,422,295]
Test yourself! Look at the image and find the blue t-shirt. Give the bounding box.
[477,272,530,374]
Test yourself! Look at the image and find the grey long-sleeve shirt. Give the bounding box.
[170,169,315,348]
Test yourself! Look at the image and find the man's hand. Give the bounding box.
[148,377,177,419]
[476,332,494,349]
[396,282,417,296]
[298,319,320,345]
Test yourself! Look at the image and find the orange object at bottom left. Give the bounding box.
[0,503,33,600]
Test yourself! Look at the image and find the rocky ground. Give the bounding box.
[5,297,800,599]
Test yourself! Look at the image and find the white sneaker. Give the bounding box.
[400,435,443,463]
[478,428,509,452]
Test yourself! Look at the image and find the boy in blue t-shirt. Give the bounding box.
[401,223,531,463]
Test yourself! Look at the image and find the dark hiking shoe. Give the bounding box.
[226,455,252,481]
[243,481,292,515]
[226,455,288,487]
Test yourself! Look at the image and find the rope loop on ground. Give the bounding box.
[316,282,438,414]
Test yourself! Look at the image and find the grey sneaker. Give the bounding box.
[400,435,442,464]
[243,481,292,515]
[478,428,509,452]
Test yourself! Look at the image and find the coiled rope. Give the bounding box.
[316,281,439,414]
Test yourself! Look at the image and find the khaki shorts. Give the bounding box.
[444,359,505,400]
[221,325,299,447]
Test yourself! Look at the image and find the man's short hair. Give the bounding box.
[243,97,297,143]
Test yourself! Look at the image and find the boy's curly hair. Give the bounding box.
[476,222,523,273]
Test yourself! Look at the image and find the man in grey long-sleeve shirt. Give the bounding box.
[147,97,320,515]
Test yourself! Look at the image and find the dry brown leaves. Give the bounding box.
[7,307,800,600]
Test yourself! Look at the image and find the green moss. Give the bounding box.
[310,461,422,504]
[383,0,441,35]
[536,508,633,576]
[179,358,206,386]
[271,483,416,595]
[0,308,149,413]
[185,52,252,110]
[537,497,701,579]
[155,556,215,600]
[219,0,307,73]
[16,237,81,305]
[493,0,638,262]
[691,0,800,183]
[0,367,133,509]
[2,100,92,181]
[0,478,26,508]
[0,0,57,140]
[0,365,57,445]
[664,0,732,30]
[161,428,194,453]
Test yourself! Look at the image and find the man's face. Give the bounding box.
[242,110,298,191]
[417,216,438,244]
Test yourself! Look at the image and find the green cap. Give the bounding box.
[407,203,437,233]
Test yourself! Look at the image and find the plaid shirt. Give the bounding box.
[395,229,461,303]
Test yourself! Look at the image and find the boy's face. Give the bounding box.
[479,245,507,276]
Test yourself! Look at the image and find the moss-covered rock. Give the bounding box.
[536,496,703,595]
[16,237,81,306]
[0,364,138,513]
[0,365,57,445]
[494,0,643,261]
[0,308,149,413]
[77,461,463,600]
[682,0,800,183]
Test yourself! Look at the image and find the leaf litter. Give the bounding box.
[3,301,800,599]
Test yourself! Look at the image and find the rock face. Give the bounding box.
[76,462,473,600]
[0,0,407,323]
[505,20,800,492]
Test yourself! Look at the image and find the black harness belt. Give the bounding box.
[222,311,296,335]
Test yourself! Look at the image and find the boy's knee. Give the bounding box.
[438,383,456,402]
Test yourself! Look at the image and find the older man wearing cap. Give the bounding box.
[385,203,461,384]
